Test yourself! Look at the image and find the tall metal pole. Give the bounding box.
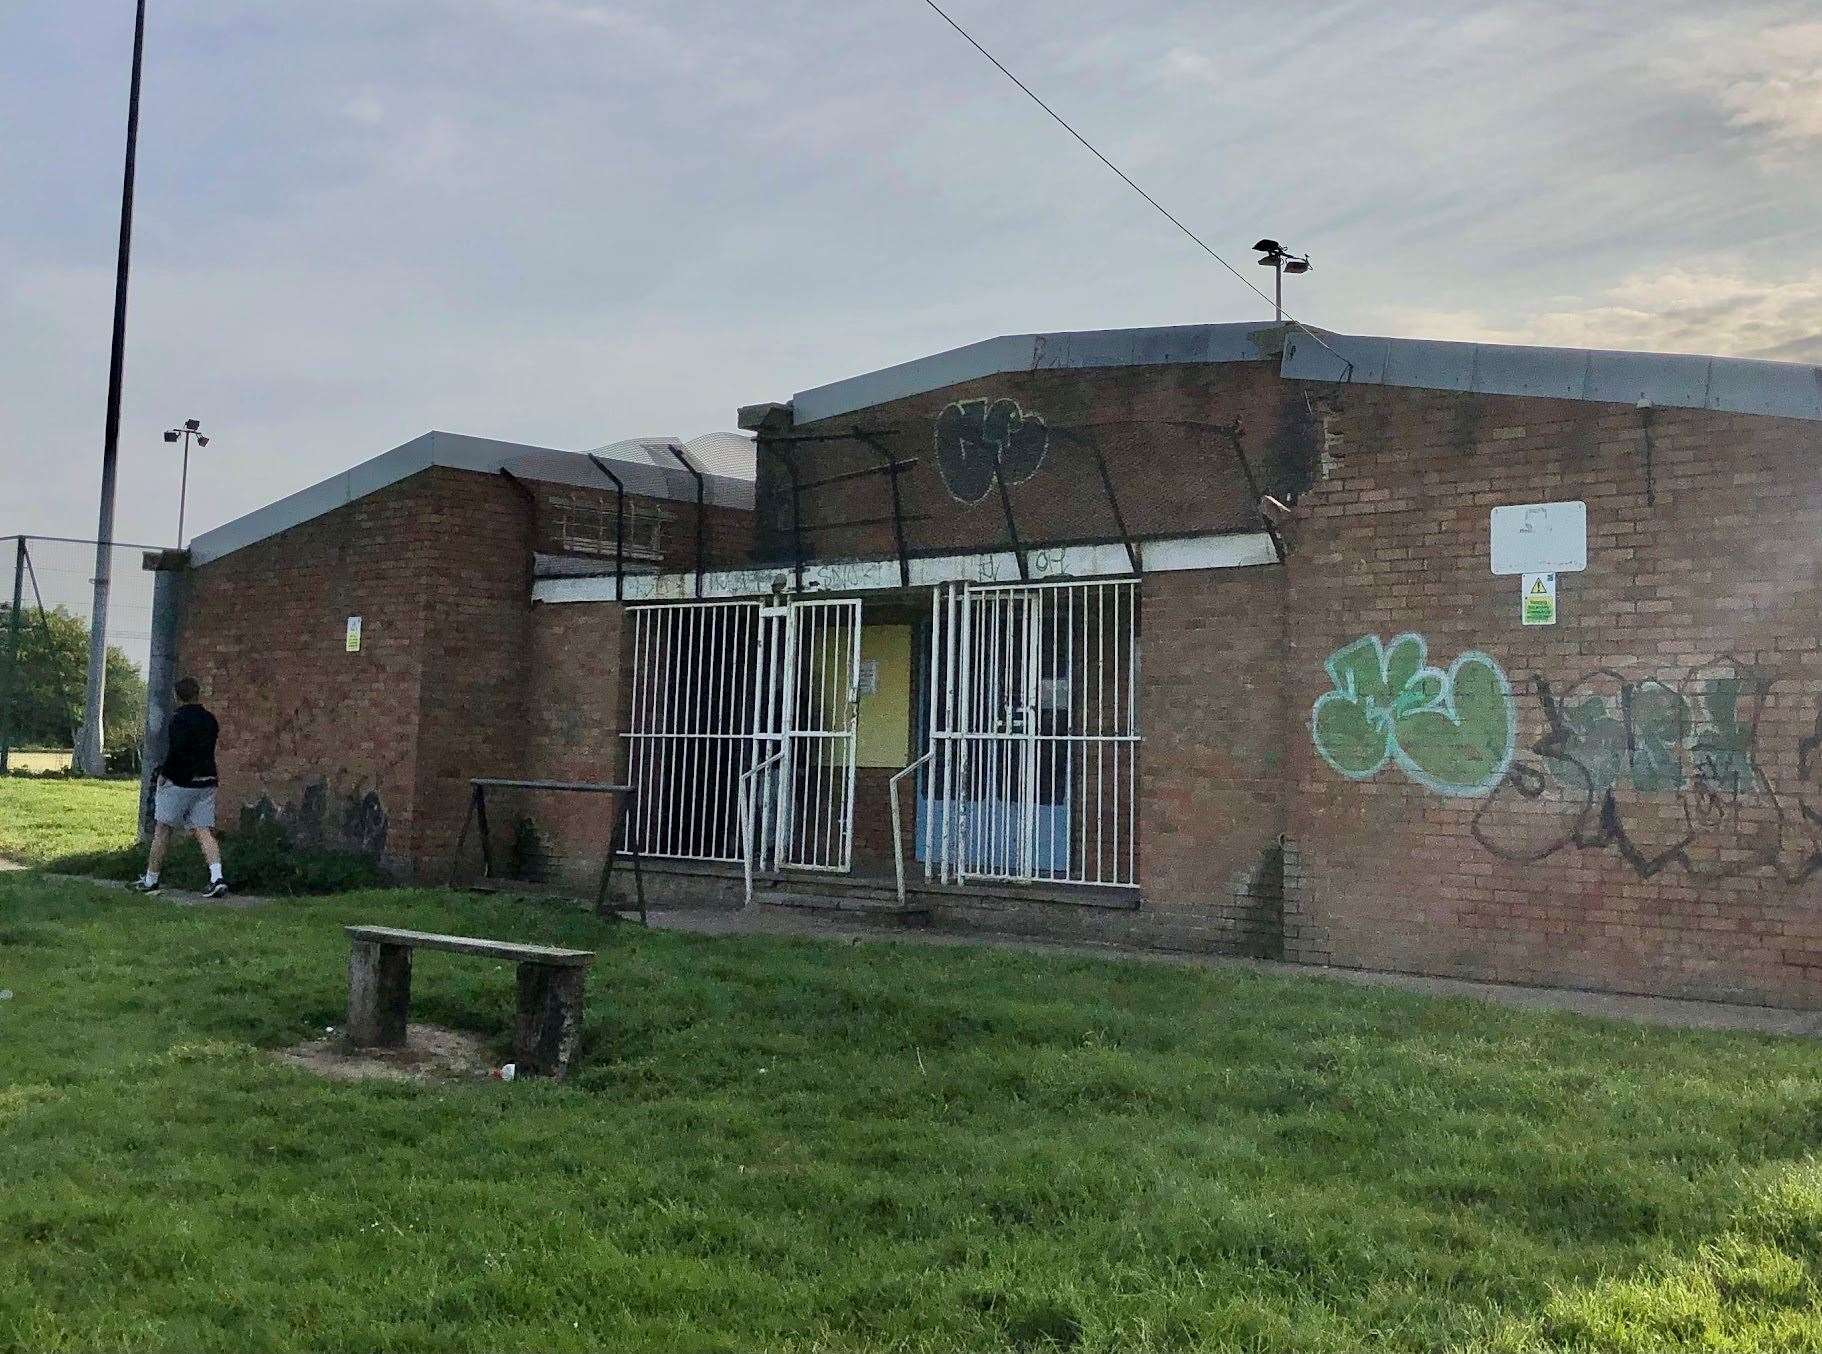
[177,429,191,546]
[1,538,25,774]
[78,0,148,776]
[1274,257,1283,323]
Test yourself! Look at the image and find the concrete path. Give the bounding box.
[646,907,1822,1040]
[155,885,271,911]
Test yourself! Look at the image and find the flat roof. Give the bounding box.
[788,322,1822,425]
[186,431,755,567]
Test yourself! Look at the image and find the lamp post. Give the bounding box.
[164,418,209,547]
[1252,238,1311,323]
[77,0,149,777]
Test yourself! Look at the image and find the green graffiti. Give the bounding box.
[1630,684,1690,792]
[1311,634,1515,797]
[1692,677,1757,793]
[1548,682,1689,795]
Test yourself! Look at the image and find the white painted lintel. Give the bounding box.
[532,532,1279,605]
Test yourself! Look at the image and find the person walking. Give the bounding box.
[131,676,228,897]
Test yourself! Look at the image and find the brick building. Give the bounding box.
[154,324,1822,1008]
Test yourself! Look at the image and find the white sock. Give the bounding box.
[143,870,159,886]
[209,862,224,884]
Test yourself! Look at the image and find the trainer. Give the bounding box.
[132,676,228,898]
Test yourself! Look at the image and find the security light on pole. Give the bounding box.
[164,418,210,547]
[1252,239,1311,323]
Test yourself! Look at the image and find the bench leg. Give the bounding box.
[347,941,412,1047]
[513,963,586,1079]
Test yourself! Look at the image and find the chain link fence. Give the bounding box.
[0,534,162,776]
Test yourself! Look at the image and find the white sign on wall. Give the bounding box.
[1490,501,1587,575]
[345,616,363,653]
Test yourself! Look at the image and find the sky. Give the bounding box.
[3,0,1819,552]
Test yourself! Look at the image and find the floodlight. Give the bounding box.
[184,418,200,431]
[163,429,179,443]
[195,435,209,448]
[1251,236,1310,320]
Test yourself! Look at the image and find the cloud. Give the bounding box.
[1389,265,1822,361]
[1750,333,1822,363]
[1158,46,1220,83]
[341,93,386,127]
[1655,19,1822,158]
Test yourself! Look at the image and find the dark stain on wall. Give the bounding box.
[1261,391,1323,500]
[240,780,389,857]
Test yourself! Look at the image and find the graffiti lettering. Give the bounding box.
[1316,643,1822,882]
[1468,656,1820,881]
[934,398,1048,505]
[1310,634,1516,797]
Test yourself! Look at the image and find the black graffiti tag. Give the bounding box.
[933,398,1048,505]
[1469,656,1822,883]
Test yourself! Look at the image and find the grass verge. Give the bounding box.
[2,871,1821,1351]
[0,774,389,894]
[0,774,139,866]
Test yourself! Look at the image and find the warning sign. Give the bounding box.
[1521,573,1556,626]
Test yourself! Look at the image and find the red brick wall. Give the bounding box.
[515,599,631,889]
[178,464,749,879]
[179,474,435,871]
[851,767,916,875]
[762,361,1308,564]
[1137,566,1288,956]
[1284,386,1822,1007]
[177,372,1822,1009]
[408,470,537,868]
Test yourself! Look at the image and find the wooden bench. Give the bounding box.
[344,925,596,1079]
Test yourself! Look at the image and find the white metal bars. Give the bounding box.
[622,598,860,873]
[923,579,1139,887]
[774,598,861,872]
[623,600,765,863]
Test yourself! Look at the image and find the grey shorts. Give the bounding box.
[154,782,217,830]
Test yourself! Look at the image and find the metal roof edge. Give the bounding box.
[187,431,753,567]
[785,322,1822,426]
[790,322,1279,424]
[1280,331,1822,421]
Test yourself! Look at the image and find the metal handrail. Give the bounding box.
[737,745,785,907]
[888,749,935,907]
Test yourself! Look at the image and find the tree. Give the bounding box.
[0,604,146,750]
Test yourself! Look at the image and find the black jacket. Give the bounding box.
[159,704,219,788]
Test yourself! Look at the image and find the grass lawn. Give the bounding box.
[0,775,388,894]
[2,873,1821,1351]
[0,775,139,866]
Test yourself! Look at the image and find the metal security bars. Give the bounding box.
[774,599,861,871]
[923,579,1140,887]
[624,601,762,862]
[622,597,860,873]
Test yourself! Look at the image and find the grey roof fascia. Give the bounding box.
[187,432,441,566]
[788,323,1822,426]
[187,430,753,567]
[1282,330,1822,420]
[791,322,1280,424]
